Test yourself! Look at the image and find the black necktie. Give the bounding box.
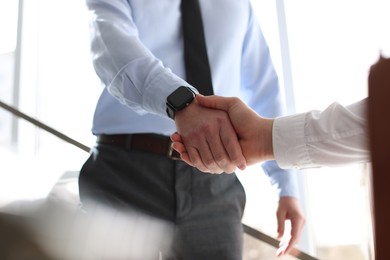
[181,0,214,95]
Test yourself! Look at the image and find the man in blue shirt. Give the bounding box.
[79,0,305,258]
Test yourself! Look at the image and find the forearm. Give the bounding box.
[87,0,187,116]
[273,99,370,169]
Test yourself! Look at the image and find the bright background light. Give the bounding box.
[1,0,389,259]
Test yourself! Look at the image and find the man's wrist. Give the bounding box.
[166,86,196,119]
[266,118,275,160]
[258,118,275,161]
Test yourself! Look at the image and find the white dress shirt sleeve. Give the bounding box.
[273,98,370,169]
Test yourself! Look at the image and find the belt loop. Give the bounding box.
[167,141,174,159]
[125,134,133,150]
[167,141,181,160]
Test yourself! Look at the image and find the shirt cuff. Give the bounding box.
[261,160,300,199]
[272,113,312,169]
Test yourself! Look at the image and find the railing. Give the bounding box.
[0,99,318,260]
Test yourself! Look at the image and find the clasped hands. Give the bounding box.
[171,94,275,173]
[172,95,305,257]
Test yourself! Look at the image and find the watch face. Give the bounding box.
[167,86,195,110]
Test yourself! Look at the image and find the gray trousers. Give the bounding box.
[79,143,246,260]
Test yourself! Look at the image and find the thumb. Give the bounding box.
[195,94,232,111]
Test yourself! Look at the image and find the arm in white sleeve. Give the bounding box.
[273,98,370,169]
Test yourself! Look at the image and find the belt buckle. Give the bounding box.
[167,142,181,160]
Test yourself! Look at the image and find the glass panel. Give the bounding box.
[0,1,18,54]
[0,0,19,146]
[281,0,388,259]
[246,0,314,256]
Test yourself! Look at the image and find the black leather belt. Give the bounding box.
[97,134,181,160]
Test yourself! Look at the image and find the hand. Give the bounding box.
[275,197,305,256]
[172,95,275,166]
[174,98,247,173]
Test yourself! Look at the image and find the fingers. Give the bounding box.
[275,214,290,257]
[196,95,257,167]
[172,111,247,172]
[171,132,214,173]
[276,241,289,257]
[195,94,234,111]
[219,126,247,171]
[284,212,305,255]
[204,123,246,173]
[190,139,226,173]
[173,100,247,173]
[170,132,182,143]
[276,220,303,257]
[275,197,306,256]
[276,210,286,240]
[170,132,225,174]
[172,127,242,173]
[171,140,193,166]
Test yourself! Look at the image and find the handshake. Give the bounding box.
[171,94,276,174]
[172,91,370,173]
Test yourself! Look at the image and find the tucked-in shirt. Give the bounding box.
[86,0,299,197]
[273,98,370,169]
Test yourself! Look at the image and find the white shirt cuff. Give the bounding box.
[272,113,312,169]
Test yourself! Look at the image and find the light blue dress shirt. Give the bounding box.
[86,0,299,198]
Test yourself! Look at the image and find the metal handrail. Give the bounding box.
[243,224,317,260]
[0,99,318,260]
[0,100,89,153]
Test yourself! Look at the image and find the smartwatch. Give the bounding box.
[166,86,196,119]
